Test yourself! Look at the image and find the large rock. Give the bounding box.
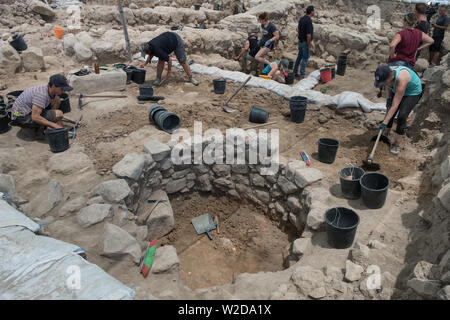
[440,156,450,181]
[196,174,212,192]
[291,266,325,298]
[139,189,174,239]
[47,151,94,175]
[218,13,259,34]
[304,187,333,231]
[74,42,93,62]
[63,34,76,56]
[101,223,141,264]
[90,179,131,203]
[165,178,187,194]
[143,140,171,162]
[437,182,450,211]
[292,238,312,258]
[277,176,298,194]
[30,0,55,18]
[24,179,63,217]
[414,58,429,73]
[77,204,114,228]
[59,196,86,217]
[407,278,441,298]
[344,260,364,282]
[68,70,127,95]
[294,168,323,188]
[113,153,152,181]
[21,47,45,72]
[0,41,22,75]
[438,286,450,300]
[0,174,16,197]
[151,245,180,274]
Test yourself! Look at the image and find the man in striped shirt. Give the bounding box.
[11,74,73,129]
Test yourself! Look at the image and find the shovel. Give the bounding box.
[222,75,252,113]
[191,213,216,240]
[362,129,382,171]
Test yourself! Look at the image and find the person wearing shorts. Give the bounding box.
[374,65,423,156]
[139,32,199,86]
[254,12,279,70]
[11,74,72,129]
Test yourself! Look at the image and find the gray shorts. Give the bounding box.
[14,108,57,125]
[174,33,187,64]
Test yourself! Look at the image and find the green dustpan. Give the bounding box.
[191,213,216,240]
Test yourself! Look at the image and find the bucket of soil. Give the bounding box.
[320,68,332,83]
[318,138,339,164]
[45,128,70,153]
[338,166,365,199]
[325,64,336,79]
[213,78,226,94]
[139,85,154,97]
[289,96,307,123]
[249,106,269,124]
[6,90,23,107]
[59,93,70,114]
[360,172,390,209]
[325,207,360,249]
[285,72,294,85]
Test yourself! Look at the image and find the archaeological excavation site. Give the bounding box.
[0,0,449,302]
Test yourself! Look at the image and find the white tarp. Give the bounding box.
[0,200,135,300]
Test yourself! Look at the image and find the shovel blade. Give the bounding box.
[222,104,238,113]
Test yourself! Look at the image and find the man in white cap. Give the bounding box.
[139,32,199,86]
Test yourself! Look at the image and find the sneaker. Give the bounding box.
[390,143,400,156]
[189,77,199,86]
[153,78,161,86]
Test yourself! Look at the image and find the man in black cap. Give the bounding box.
[11,74,72,129]
[139,32,199,86]
[374,64,422,156]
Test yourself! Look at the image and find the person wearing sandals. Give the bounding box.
[139,32,199,86]
[374,65,423,156]
[254,12,279,71]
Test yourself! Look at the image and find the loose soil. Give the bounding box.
[161,193,296,290]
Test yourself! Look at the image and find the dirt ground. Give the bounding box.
[0,59,432,297]
[162,193,296,290]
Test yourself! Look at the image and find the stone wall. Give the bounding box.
[105,133,325,240]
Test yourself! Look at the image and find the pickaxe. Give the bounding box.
[78,94,127,109]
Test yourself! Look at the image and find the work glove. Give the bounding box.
[265,40,272,47]
[379,123,387,132]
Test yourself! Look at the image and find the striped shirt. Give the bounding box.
[11,85,53,120]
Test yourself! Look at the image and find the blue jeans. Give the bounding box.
[293,42,310,77]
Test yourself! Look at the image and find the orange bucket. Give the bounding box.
[54,26,64,39]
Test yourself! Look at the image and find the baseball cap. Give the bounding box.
[374,65,392,88]
[49,74,73,92]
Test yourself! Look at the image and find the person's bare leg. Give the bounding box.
[432,51,440,65]
[181,61,198,85]
[55,110,63,127]
[255,47,271,70]
[156,60,165,78]
[273,70,285,83]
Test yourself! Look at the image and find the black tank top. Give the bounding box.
[248,38,260,57]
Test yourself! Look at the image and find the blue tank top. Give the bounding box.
[389,66,422,96]
[262,60,279,75]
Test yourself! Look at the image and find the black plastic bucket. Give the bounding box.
[139,85,154,96]
[59,93,70,114]
[45,128,70,153]
[249,106,269,123]
[0,109,11,134]
[318,138,339,164]
[289,96,307,123]
[213,78,226,94]
[149,105,166,123]
[194,4,201,10]
[285,72,294,84]
[132,69,146,84]
[325,207,360,249]
[10,34,27,52]
[336,55,347,76]
[288,59,294,70]
[360,172,390,209]
[339,166,365,200]
[154,110,180,133]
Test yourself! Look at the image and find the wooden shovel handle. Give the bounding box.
[224,76,252,105]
